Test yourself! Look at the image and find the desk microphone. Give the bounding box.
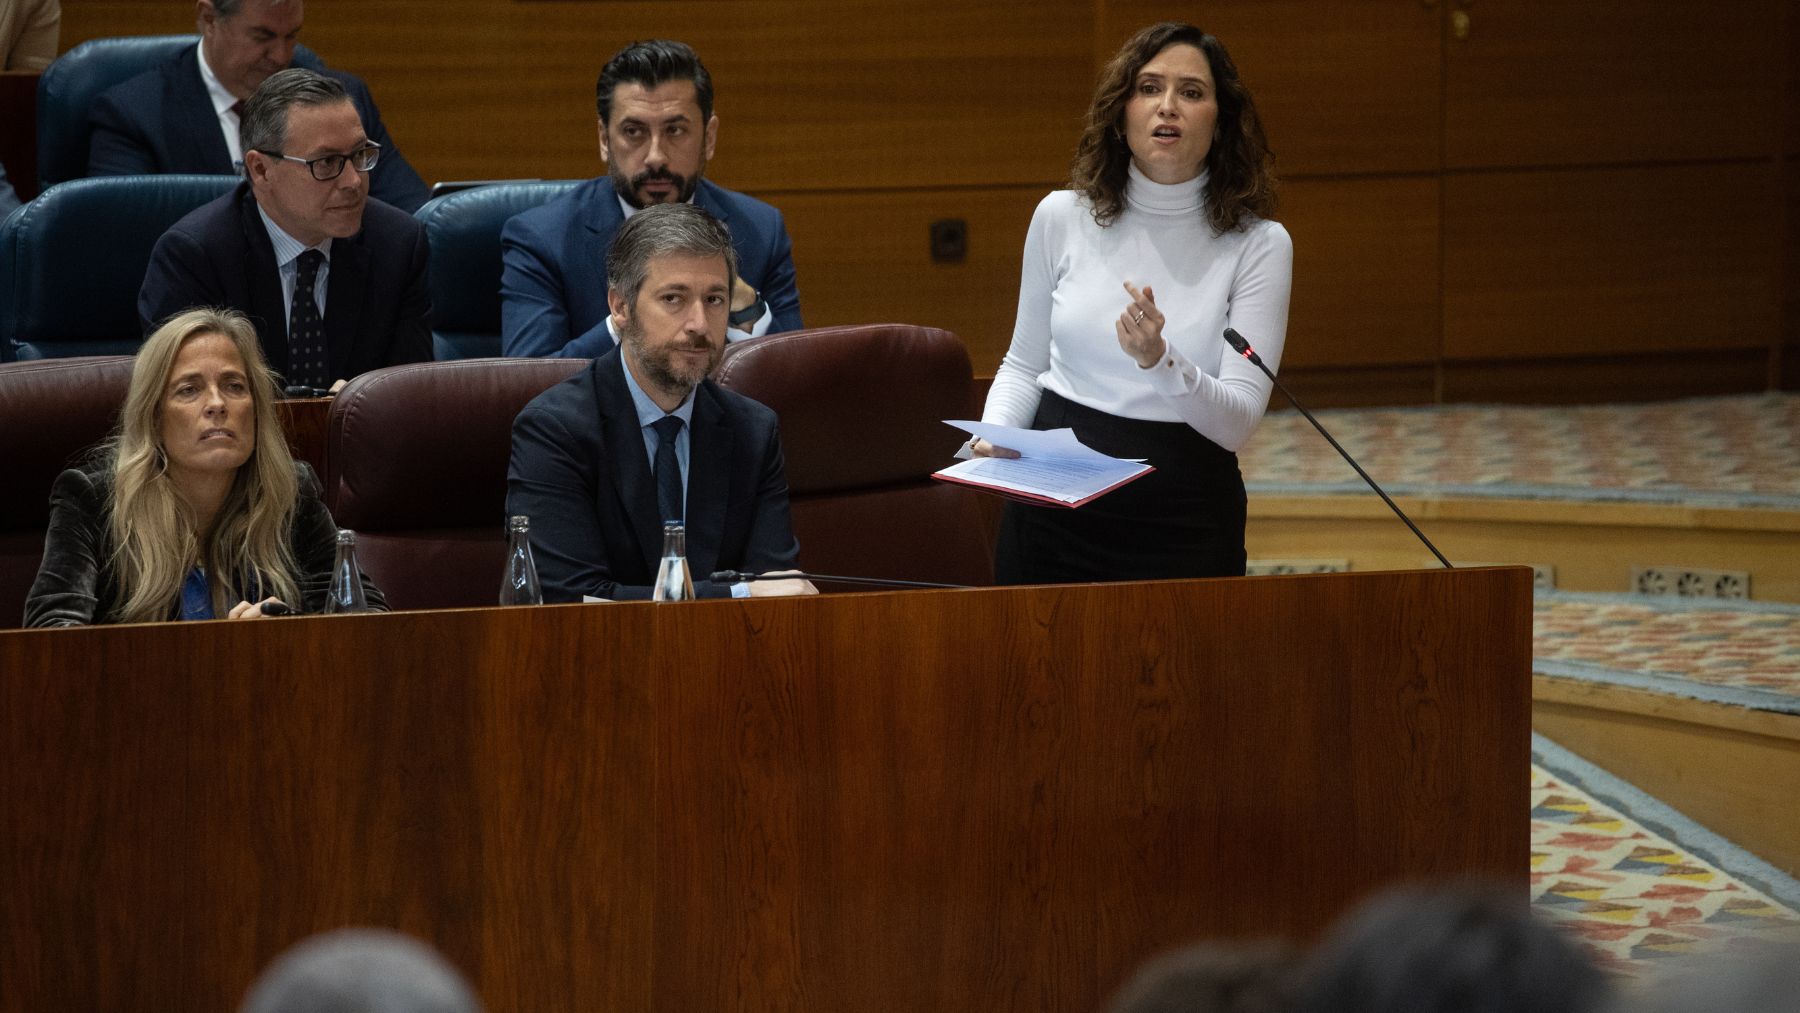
[710,570,970,590]
[1223,328,1452,570]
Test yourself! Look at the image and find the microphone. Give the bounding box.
[711,570,970,590]
[1224,328,1452,570]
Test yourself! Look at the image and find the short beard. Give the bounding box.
[611,162,704,210]
[619,309,718,400]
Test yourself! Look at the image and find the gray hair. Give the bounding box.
[211,0,297,19]
[239,928,482,1013]
[605,203,738,311]
[239,68,350,160]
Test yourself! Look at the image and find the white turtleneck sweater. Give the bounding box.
[982,164,1292,453]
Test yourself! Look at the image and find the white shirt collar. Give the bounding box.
[615,190,702,221]
[195,41,239,118]
[255,204,333,269]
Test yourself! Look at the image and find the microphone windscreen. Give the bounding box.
[1222,328,1250,355]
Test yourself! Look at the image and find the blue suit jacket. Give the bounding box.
[87,46,430,213]
[138,181,433,384]
[506,347,800,601]
[499,176,802,358]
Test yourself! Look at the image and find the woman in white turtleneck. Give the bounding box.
[975,22,1292,584]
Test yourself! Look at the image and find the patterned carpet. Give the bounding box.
[1234,394,1800,972]
[1534,591,1800,711]
[1241,392,1800,510]
[1531,738,1800,976]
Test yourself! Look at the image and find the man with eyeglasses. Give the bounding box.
[88,0,429,212]
[140,68,431,391]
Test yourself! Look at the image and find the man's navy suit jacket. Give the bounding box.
[499,176,803,358]
[138,181,433,383]
[506,347,801,601]
[87,46,430,213]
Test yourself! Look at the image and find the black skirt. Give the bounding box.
[994,390,1247,585]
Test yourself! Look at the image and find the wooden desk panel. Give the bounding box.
[0,569,1530,1012]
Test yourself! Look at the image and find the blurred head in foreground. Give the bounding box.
[240,928,482,1013]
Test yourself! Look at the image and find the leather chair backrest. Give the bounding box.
[413,180,583,360]
[0,174,238,361]
[0,356,135,627]
[36,34,322,187]
[714,324,995,587]
[325,357,588,609]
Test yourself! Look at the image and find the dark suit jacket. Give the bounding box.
[506,347,800,601]
[138,181,432,384]
[24,459,386,626]
[499,176,803,358]
[87,45,430,213]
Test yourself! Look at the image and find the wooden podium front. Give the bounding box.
[0,568,1530,1012]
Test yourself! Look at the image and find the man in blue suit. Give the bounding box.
[87,0,429,213]
[500,39,802,358]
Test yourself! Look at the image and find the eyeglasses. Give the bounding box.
[254,141,381,181]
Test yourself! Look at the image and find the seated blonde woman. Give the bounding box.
[25,307,385,626]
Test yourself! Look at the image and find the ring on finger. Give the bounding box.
[1131,310,1146,324]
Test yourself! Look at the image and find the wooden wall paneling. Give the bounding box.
[1442,162,1781,364]
[1784,157,1800,390]
[1278,176,1440,371]
[1443,0,1784,169]
[1100,0,1444,176]
[771,185,1046,373]
[1274,364,1439,409]
[1439,350,1772,406]
[1788,0,1800,158]
[64,2,1091,190]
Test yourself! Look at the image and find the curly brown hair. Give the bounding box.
[1070,23,1277,234]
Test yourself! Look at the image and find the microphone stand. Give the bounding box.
[711,571,970,590]
[1223,328,1452,570]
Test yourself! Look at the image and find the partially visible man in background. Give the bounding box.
[88,0,429,211]
[0,0,61,213]
[501,38,802,358]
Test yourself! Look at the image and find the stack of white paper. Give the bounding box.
[932,421,1153,508]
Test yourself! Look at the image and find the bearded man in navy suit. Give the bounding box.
[139,68,431,390]
[507,203,813,601]
[500,39,803,358]
[88,0,429,212]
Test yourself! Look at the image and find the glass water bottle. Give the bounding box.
[324,528,370,613]
[652,521,694,602]
[499,515,543,606]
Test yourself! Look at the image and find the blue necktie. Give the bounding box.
[288,249,329,388]
[651,415,685,524]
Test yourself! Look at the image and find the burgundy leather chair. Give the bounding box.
[0,356,135,627]
[325,357,587,610]
[715,323,995,588]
